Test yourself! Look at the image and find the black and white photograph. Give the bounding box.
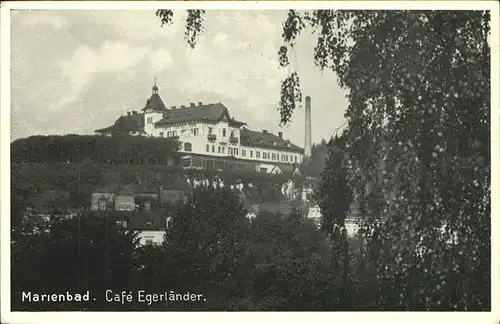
[1,1,499,323]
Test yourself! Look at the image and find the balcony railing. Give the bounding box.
[229,136,239,144]
[207,134,217,141]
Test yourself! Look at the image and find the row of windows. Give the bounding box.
[204,144,298,163]
[159,131,178,138]
[208,127,235,138]
[98,200,152,211]
[156,126,234,137]
[117,217,172,231]
[185,156,257,171]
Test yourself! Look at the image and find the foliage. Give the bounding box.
[11,134,179,165]
[154,9,491,310]
[11,212,139,311]
[299,139,329,177]
[283,10,490,310]
[162,187,251,310]
[12,188,346,311]
[249,210,347,310]
[156,10,206,49]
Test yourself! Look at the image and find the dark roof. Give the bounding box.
[142,93,168,112]
[155,103,246,127]
[274,163,300,174]
[115,211,168,230]
[95,113,145,135]
[240,129,303,153]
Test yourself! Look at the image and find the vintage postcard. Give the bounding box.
[1,1,499,324]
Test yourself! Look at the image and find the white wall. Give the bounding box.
[144,111,164,135]
[90,193,114,211]
[307,206,361,237]
[136,230,165,246]
[150,120,304,164]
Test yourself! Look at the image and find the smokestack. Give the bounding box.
[304,96,312,158]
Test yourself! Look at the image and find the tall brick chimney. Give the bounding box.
[304,96,312,158]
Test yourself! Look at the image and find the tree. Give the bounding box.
[163,187,251,310]
[155,9,491,310]
[249,209,343,310]
[11,212,139,311]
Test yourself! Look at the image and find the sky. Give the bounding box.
[10,9,349,146]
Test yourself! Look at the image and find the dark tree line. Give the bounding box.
[11,135,179,165]
[155,9,491,310]
[12,188,343,311]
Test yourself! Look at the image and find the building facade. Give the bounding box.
[95,82,305,173]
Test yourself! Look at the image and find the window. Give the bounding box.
[184,142,192,152]
[146,221,153,227]
[229,148,233,155]
[127,206,133,211]
[260,167,267,173]
[166,217,172,229]
[250,150,253,158]
[294,155,297,163]
[242,150,246,157]
[218,146,221,153]
[147,117,153,124]
[234,148,239,156]
[144,237,153,245]
[263,152,267,159]
[193,128,199,136]
[272,153,276,160]
[286,155,289,162]
[98,199,107,211]
[212,145,215,153]
[167,131,171,137]
[206,144,210,152]
[223,128,226,137]
[221,147,225,154]
[208,127,214,134]
[144,200,151,211]
[160,132,164,138]
[173,131,177,137]
[256,152,260,158]
[230,131,234,137]
[116,220,127,228]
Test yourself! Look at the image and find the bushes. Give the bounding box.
[11,135,179,165]
[12,189,342,311]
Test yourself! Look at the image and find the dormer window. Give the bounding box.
[144,200,151,211]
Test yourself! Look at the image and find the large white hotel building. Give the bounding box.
[95,82,312,174]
